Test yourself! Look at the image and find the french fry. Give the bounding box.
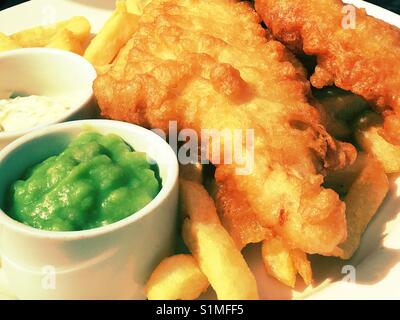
[45,29,84,55]
[179,180,220,225]
[290,249,313,286]
[180,179,259,300]
[61,16,92,44]
[262,236,313,287]
[84,1,140,66]
[126,0,153,15]
[355,112,400,173]
[146,254,209,300]
[339,156,389,259]
[94,64,112,75]
[11,16,91,48]
[261,237,297,288]
[0,32,21,52]
[11,25,60,47]
[183,221,259,300]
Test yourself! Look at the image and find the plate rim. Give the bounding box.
[0,0,400,300]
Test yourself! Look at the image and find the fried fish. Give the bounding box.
[94,0,356,255]
[255,0,400,145]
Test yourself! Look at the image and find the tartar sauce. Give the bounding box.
[0,95,73,133]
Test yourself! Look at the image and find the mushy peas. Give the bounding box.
[7,132,161,231]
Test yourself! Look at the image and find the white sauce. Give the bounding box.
[0,95,73,133]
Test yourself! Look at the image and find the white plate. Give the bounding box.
[1,0,400,300]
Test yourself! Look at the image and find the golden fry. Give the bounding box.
[179,179,220,225]
[45,29,84,55]
[261,237,297,288]
[11,25,59,47]
[180,179,259,300]
[0,32,21,52]
[183,221,259,300]
[339,156,389,259]
[61,16,92,44]
[126,0,153,15]
[84,1,140,66]
[290,249,313,286]
[94,64,112,75]
[146,254,209,300]
[11,16,90,48]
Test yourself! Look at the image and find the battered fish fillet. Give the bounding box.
[215,180,273,250]
[255,0,400,145]
[94,0,356,255]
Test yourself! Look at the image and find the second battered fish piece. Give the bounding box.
[94,0,356,255]
[255,0,400,144]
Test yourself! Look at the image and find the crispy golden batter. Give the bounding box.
[255,0,400,144]
[215,180,272,250]
[94,0,356,255]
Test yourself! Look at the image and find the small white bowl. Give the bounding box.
[0,48,97,149]
[0,120,179,300]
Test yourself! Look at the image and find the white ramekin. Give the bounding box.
[0,48,97,150]
[0,119,179,299]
